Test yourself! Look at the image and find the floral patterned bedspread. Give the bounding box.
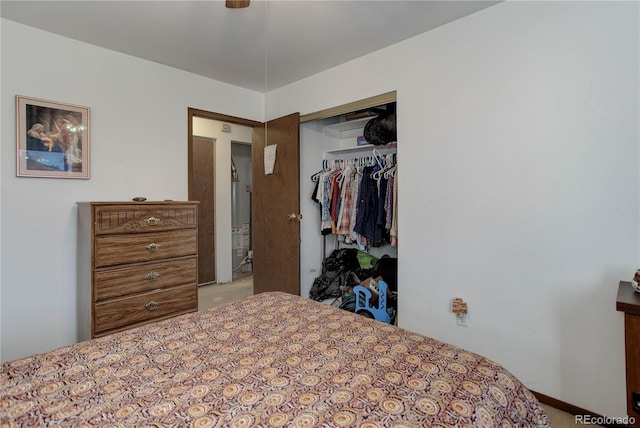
[1,292,549,427]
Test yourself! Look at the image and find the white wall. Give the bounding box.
[192,118,253,284]
[0,19,263,362]
[270,1,639,418]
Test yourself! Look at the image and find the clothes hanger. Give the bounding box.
[310,159,329,182]
[372,149,392,180]
[382,153,397,178]
[383,164,396,179]
[373,149,385,169]
[338,161,351,186]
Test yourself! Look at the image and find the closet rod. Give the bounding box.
[323,145,396,161]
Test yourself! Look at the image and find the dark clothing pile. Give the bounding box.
[309,249,372,301]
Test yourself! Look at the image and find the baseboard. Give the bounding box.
[532,390,629,428]
[197,281,216,287]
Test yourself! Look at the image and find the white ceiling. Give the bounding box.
[1,0,499,92]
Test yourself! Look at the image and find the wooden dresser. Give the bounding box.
[616,281,640,427]
[78,201,198,340]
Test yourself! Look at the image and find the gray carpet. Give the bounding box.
[198,275,253,311]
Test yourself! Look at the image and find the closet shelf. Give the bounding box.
[323,117,372,140]
[324,142,396,157]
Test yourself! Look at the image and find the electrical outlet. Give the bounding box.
[452,297,468,327]
[456,313,469,327]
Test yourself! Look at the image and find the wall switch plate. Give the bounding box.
[456,313,469,327]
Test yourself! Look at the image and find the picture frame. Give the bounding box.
[16,95,90,179]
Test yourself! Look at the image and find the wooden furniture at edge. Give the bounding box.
[616,281,640,427]
[78,201,198,340]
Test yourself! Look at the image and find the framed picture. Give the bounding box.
[16,95,90,179]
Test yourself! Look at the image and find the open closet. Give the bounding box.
[299,93,398,323]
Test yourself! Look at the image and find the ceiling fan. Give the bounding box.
[226,0,250,8]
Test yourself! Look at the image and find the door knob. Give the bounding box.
[287,213,303,221]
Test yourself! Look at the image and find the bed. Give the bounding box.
[1,292,549,427]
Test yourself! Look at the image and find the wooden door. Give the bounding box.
[252,113,301,295]
[190,137,215,284]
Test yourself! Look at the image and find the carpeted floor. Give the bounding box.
[198,275,253,311]
[541,404,602,427]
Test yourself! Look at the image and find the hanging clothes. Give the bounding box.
[391,171,398,247]
[311,149,397,248]
[376,175,389,234]
[345,166,364,246]
[384,175,394,231]
[335,165,356,235]
[354,166,383,245]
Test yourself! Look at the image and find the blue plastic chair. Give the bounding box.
[353,279,391,323]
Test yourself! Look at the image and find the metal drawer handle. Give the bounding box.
[144,301,159,311]
[145,271,160,281]
[146,243,160,252]
[145,217,161,226]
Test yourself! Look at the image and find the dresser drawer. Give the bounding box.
[94,204,197,235]
[95,229,196,268]
[94,257,197,302]
[94,284,197,335]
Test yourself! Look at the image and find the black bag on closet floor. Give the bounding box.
[372,256,398,292]
[309,249,363,301]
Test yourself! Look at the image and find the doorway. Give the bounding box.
[188,108,260,288]
[188,108,302,299]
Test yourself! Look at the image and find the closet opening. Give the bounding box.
[299,93,398,323]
